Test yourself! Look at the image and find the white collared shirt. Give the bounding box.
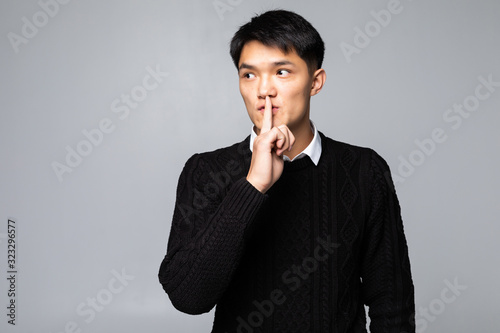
[249,120,322,166]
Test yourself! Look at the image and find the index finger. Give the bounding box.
[261,96,273,133]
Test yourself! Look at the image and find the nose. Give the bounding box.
[257,75,277,99]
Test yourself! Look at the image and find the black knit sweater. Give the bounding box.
[159,132,415,333]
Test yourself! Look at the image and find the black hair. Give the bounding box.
[230,10,325,73]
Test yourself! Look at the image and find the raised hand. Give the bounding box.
[246,96,295,193]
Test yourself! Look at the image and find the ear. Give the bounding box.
[310,68,326,96]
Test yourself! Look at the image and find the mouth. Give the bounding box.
[257,105,279,114]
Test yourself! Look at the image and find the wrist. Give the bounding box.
[246,175,268,194]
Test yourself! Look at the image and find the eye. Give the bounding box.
[242,72,255,79]
[277,69,291,76]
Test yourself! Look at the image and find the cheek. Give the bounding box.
[284,79,308,97]
[285,84,309,107]
[239,85,253,105]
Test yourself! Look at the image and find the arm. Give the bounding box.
[159,153,267,314]
[160,96,294,314]
[361,150,415,332]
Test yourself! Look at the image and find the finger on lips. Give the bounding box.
[261,96,273,133]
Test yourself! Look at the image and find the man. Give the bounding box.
[159,9,415,333]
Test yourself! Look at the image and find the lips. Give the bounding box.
[257,104,279,113]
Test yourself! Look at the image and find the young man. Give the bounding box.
[159,10,415,333]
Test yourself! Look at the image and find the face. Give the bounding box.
[238,40,325,135]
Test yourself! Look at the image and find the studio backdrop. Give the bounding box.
[1,0,499,332]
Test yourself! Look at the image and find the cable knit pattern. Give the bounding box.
[159,132,415,332]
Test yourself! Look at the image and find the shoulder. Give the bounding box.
[319,131,386,166]
[318,131,394,191]
[182,136,251,174]
[320,131,370,153]
[319,132,397,207]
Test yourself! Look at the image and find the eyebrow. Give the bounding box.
[238,60,296,72]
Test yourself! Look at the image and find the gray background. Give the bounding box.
[1,0,499,332]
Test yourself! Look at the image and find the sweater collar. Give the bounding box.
[248,120,322,166]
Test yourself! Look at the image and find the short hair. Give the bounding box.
[230,10,325,73]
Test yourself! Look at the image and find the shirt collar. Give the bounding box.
[249,120,322,166]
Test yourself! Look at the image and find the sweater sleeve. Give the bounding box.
[360,150,415,333]
[158,153,267,315]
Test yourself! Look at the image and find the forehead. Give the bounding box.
[238,40,306,69]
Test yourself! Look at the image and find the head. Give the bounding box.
[230,10,326,134]
[230,10,325,74]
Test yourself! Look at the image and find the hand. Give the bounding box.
[246,96,295,193]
